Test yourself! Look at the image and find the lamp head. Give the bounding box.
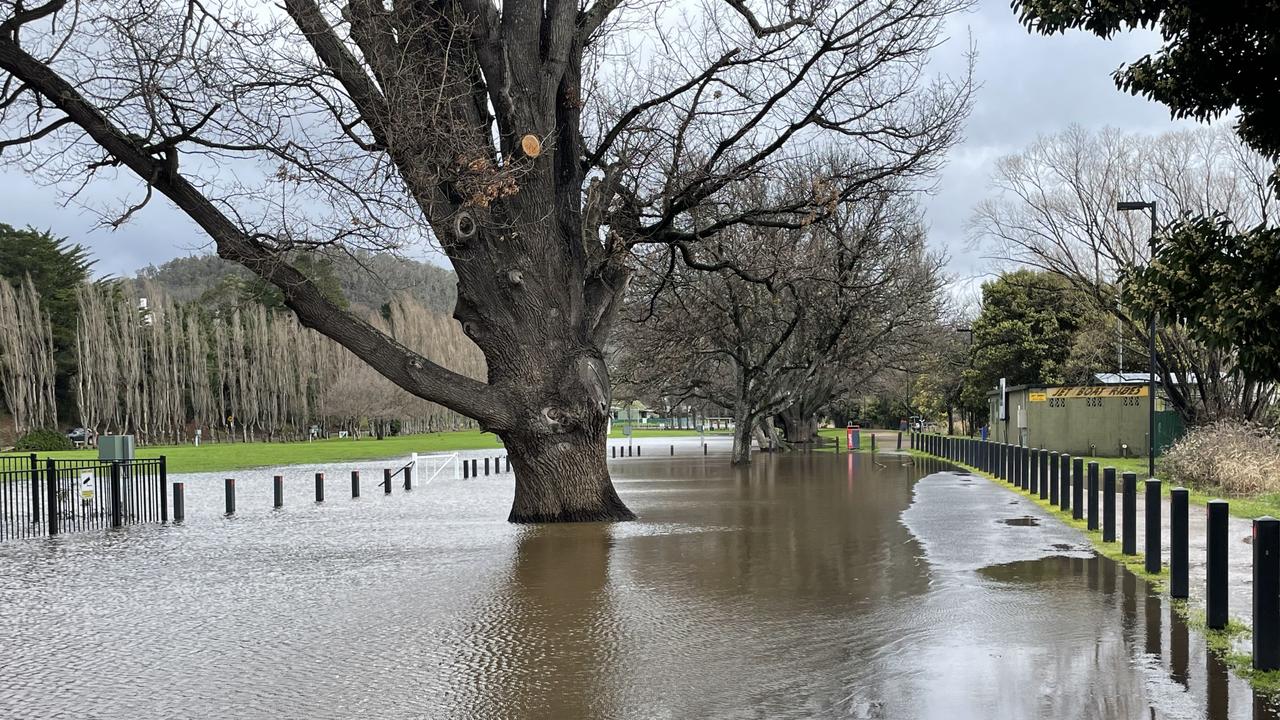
[1116,200,1153,211]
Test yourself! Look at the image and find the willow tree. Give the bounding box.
[0,0,970,521]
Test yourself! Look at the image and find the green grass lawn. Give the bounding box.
[0,426,716,474]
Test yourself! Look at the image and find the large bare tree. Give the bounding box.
[0,0,970,521]
[616,180,945,463]
[971,124,1278,422]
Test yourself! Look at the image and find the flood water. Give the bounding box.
[1,450,1277,719]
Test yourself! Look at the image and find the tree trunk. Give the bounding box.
[500,423,633,523]
[778,407,820,445]
[731,409,754,465]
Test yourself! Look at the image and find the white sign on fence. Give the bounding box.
[79,471,96,502]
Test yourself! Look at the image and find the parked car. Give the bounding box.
[66,427,89,444]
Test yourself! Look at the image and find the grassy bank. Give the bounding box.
[0,426,716,474]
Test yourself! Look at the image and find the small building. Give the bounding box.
[986,380,1183,458]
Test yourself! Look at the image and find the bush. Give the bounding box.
[1162,420,1280,496]
[14,429,73,452]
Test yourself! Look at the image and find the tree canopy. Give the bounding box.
[1013,0,1280,160]
[1125,216,1280,383]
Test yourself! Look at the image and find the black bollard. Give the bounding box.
[872,434,878,453]
[611,446,616,458]
[1207,500,1229,629]
[671,445,674,456]
[471,458,477,477]
[897,432,902,451]
[1102,467,1116,542]
[704,443,708,455]
[1145,479,1161,573]
[352,470,361,498]
[404,465,412,491]
[505,457,510,472]
[315,472,325,503]
[173,481,185,523]
[627,445,633,458]
[485,457,490,475]
[273,475,284,509]
[1034,445,1044,497]
[1122,472,1137,555]
[463,459,470,478]
[1171,487,1188,599]
[1255,516,1280,671]
[1087,462,1100,531]
[1048,452,1059,505]
[382,468,391,494]
[1029,448,1039,495]
[1020,446,1029,491]
[225,478,236,516]
[1059,454,1071,512]
[637,446,642,457]
[1072,458,1084,520]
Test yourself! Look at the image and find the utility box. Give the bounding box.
[98,435,136,461]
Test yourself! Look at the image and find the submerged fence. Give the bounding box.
[0,457,167,541]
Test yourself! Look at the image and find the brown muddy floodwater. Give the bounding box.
[0,449,1277,719]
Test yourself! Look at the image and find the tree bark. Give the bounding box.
[501,423,633,523]
[731,409,754,465]
[779,407,820,445]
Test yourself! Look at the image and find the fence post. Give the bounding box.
[1059,455,1071,512]
[1039,449,1049,500]
[1171,487,1189,599]
[1207,500,1229,629]
[1072,458,1084,520]
[224,477,236,516]
[1254,516,1280,671]
[159,456,169,522]
[1087,462,1099,531]
[1103,467,1116,542]
[29,452,40,522]
[111,461,124,528]
[173,481,185,523]
[352,470,361,498]
[1048,452,1059,506]
[45,458,58,536]
[1145,479,1162,574]
[1122,472,1137,554]
[274,475,284,508]
[315,472,325,503]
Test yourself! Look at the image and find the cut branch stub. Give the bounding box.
[453,211,477,240]
[521,134,542,158]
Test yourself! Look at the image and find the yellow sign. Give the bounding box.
[1047,385,1149,399]
[1029,392,1047,402]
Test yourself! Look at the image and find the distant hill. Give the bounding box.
[131,251,457,315]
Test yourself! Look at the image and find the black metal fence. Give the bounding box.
[0,457,167,541]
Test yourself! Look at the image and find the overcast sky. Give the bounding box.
[0,0,1195,285]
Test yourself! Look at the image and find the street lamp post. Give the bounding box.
[1117,200,1158,479]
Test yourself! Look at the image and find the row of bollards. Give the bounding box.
[461,456,512,478]
[609,446,643,458]
[909,432,1280,669]
[221,465,417,514]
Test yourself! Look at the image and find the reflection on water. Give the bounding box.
[0,452,1274,719]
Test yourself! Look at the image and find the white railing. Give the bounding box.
[410,452,460,486]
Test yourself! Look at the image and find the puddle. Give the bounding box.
[999,516,1040,527]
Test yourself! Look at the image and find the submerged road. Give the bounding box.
[0,451,1272,718]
